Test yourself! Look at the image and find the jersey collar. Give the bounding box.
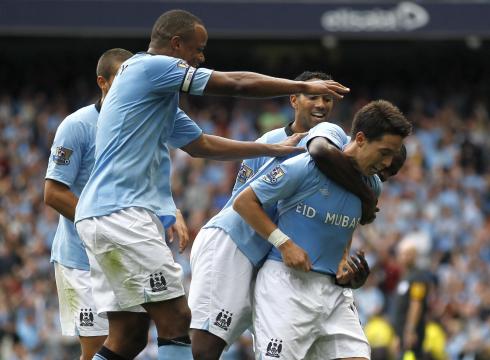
[284,121,295,136]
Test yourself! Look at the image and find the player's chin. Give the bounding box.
[309,117,327,126]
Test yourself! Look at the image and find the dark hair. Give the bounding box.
[351,100,412,141]
[150,9,204,49]
[294,71,332,82]
[379,144,407,181]
[96,48,133,79]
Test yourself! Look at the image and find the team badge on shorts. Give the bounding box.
[79,308,94,327]
[237,163,254,183]
[53,146,73,165]
[214,309,233,331]
[266,338,283,358]
[149,272,167,292]
[262,166,285,184]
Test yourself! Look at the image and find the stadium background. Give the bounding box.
[1,0,489,359]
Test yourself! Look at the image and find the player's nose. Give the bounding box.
[381,156,393,168]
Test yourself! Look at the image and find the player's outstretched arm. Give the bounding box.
[204,71,350,99]
[233,187,311,272]
[44,179,78,222]
[307,136,377,224]
[181,134,304,161]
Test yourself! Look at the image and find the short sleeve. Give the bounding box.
[45,118,84,187]
[144,55,213,95]
[304,122,348,150]
[167,108,203,148]
[250,154,311,207]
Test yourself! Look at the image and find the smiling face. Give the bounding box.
[354,132,404,176]
[173,24,207,67]
[290,79,335,132]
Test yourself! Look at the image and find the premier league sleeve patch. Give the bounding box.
[262,166,285,184]
[237,163,254,183]
[53,146,73,165]
[177,60,189,69]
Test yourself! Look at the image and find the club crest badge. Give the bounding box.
[79,308,94,327]
[149,272,167,292]
[214,309,233,331]
[265,338,283,358]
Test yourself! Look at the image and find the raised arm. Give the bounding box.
[307,136,377,224]
[204,71,350,99]
[233,187,311,272]
[180,134,304,161]
[44,179,78,222]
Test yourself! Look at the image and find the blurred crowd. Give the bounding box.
[0,79,489,359]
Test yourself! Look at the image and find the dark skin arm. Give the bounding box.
[307,136,377,224]
[204,72,350,99]
[44,179,78,221]
[181,133,303,161]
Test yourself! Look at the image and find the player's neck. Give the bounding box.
[290,121,307,134]
[343,141,357,157]
[147,47,172,57]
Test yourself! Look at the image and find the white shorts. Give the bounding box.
[253,260,371,360]
[54,262,108,337]
[76,207,185,316]
[188,228,255,345]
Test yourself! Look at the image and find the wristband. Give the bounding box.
[267,228,289,248]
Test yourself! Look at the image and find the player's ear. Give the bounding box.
[169,35,182,50]
[290,94,298,110]
[355,131,366,147]
[96,76,107,92]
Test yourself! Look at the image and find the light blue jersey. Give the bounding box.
[75,53,212,223]
[204,122,349,266]
[46,104,99,270]
[251,152,382,275]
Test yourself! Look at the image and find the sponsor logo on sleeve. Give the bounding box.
[53,146,73,165]
[262,166,285,184]
[237,163,254,183]
[177,60,189,69]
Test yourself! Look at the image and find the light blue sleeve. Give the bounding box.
[45,118,84,187]
[303,122,348,150]
[250,154,312,207]
[233,134,269,189]
[167,108,203,148]
[144,55,213,95]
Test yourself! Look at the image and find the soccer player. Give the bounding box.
[234,100,412,360]
[189,71,376,360]
[74,10,350,360]
[44,49,135,360]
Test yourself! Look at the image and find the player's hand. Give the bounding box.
[335,257,354,286]
[360,191,378,225]
[304,80,350,100]
[279,133,307,147]
[346,251,370,289]
[278,240,312,272]
[166,209,190,253]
